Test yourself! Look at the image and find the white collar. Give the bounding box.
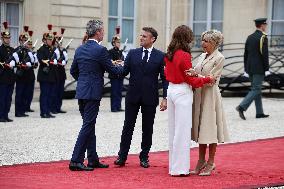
[88,39,101,44]
[143,46,154,53]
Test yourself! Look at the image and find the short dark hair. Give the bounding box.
[142,27,158,43]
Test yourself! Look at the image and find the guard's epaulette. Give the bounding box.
[259,32,267,54]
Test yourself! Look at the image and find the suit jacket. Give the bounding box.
[0,44,16,84]
[37,44,57,83]
[108,47,124,79]
[70,40,123,100]
[244,30,269,75]
[123,47,168,106]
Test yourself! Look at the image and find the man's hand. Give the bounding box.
[160,98,167,111]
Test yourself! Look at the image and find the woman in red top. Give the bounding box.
[164,25,214,176]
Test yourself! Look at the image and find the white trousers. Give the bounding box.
[167,82,193,175]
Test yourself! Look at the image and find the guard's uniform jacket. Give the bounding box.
[0,44,16,84]
[244,30,269,75]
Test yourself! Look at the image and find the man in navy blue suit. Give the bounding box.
[114,27,168,168]
[69,20,124,171]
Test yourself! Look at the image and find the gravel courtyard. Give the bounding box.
[0,97,283,166]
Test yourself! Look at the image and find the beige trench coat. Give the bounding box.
[192,49,230,144]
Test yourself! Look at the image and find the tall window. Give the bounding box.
[271,0,284,36]
[191,0,223,46]
[0,1,22,47]
[108,0,135,46]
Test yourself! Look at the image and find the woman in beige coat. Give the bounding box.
[191,30,230,176]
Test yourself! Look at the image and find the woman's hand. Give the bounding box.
[185,68,198,77]
[207,74,219,86]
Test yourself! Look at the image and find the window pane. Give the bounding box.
[122,0,134,17]
[211,22,223,31]
[6,3,19,26]
[212,0,223,21]
[272,0,284,20]
[271,22,284,35]
[193,23,207,35]
[9,27,19,47]
[194,0,207,21]
[122,19,133,43]
[108,18,118,42]
[109,0,118,16]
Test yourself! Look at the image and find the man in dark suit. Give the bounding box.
[236,18,270,120]
[69,20,124,171]
[114,27,168,168]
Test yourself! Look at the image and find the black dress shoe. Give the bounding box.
[114,157,126,166]
[41,114,50,118]
[236,106,246,120]
[140,159,150,168]
[87,161,109,168]
[256,114,269,118]
[0,118,7,122]
[48,114,55,118]
[57,110,66,113]
[69,161,94,171]
[51,111,58,114]
[26,109,35,112]
[15,113,29,117]
[5,118,13,122]
[118,109,125,112]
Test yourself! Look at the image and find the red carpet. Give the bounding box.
[0,137,284,189]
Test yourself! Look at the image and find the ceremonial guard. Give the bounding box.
[108,27,125,112]
[25,30,38,113]
[0,22,16,122]
[14,26,36,117]
[37,24,57,118]
[51,28,68,114]
[236,18,270,120]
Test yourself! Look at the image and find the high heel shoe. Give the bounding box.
[198,163,215,176]
[190,160,207,174]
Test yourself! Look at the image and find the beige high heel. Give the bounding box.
[190,160,207,174]
[198,163,216,176]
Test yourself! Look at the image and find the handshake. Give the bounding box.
[185,68,219,86]
[112,60,124,66]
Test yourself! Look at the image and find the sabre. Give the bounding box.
[122,38,128,51]
[59,36,64,45]
[32,39,38,50]
[65,39,73,49]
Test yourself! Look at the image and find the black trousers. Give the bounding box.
[118,100,156,160]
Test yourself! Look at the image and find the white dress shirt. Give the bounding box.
[142,46,153,62]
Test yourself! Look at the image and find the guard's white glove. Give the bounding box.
[265,71,271,76]
[243,72,249,78]
[9,60,15,68]
[28,52,35,63]
[53,59,58,65]
[63,51,68,61]
[54,48,60,60]
[33,53,39,63]
[62,60,66,66]
[12,52,20,63]
[26,62,32,67]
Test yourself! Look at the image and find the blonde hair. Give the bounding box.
[201,30,224,49]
